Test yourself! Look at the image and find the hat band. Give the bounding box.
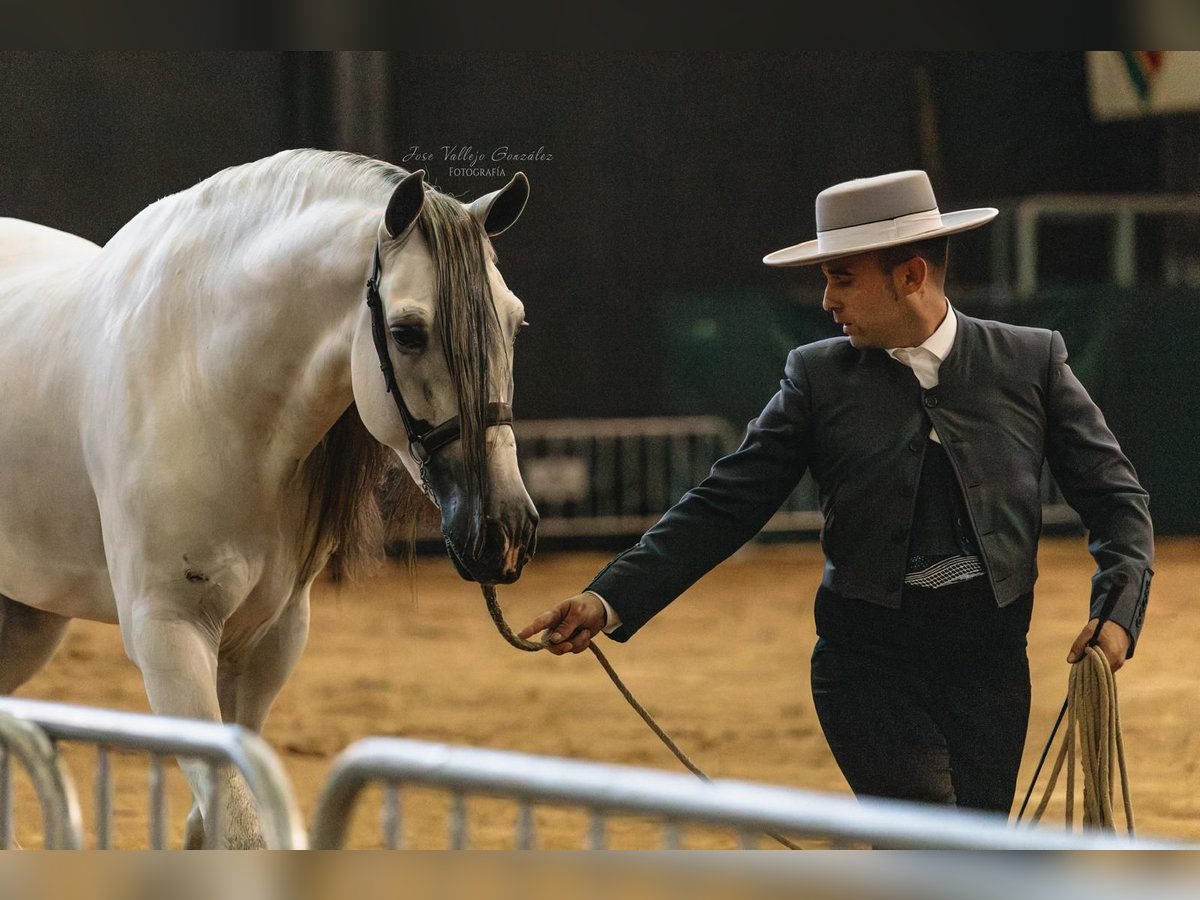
[815,208,944,255]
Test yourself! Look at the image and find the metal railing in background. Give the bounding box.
[0,697,306,849]
[512,416,741,538]
[0,712,83,849]
[988,192,1200,299]
[508,416,1076,541]
[309,736,1177,850]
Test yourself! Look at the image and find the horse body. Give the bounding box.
[0,220,114,621]
[0,150,537,846]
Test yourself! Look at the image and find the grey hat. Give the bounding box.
[763,170,998,267]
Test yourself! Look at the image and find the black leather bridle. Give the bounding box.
[365,243,513,502]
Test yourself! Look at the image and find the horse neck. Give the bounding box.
[103,195,379,479]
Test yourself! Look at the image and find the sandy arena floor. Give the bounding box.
[9,536,1199,848]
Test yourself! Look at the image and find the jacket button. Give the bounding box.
[923,395,939,408]
[908,439,922,453]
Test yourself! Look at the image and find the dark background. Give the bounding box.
[1,51,1196,530]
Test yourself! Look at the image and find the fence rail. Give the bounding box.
[310,737,1171,850]
[0,697,306,849]
[0,712,83,849]
[996,192,1200,298]
[0,699,1186,851]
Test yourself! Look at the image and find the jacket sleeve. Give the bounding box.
[588,348,813,641]
[1043,330,1154,657]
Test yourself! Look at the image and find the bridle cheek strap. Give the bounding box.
[365,243,514,491]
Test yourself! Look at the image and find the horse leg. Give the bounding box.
[0,595,71,694]
[183,587,311,849]
[226,586,311,734]
[121,601,266,849]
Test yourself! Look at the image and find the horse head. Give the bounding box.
[351,169,538,585]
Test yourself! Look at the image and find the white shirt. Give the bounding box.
[590,590,622,633]
[593,303,959,634]
[886,303,957,444]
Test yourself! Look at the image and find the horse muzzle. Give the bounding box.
[444,510,538,585]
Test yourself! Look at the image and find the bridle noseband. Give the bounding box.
[365,243,513,502]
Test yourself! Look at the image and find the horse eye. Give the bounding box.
[390,324,427,352]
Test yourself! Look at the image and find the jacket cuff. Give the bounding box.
[1091,568,1153,658]
[583,590,622,634]
[585,547,643,642]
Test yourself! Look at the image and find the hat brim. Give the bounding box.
[762,207,999,268]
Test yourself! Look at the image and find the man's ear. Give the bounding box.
[896,255,928,296]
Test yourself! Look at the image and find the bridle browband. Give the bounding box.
[365,243,513,501]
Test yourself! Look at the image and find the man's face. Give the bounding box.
[819,251,909,349]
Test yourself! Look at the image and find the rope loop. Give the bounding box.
[1021,645,1134,837]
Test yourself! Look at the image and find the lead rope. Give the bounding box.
[482,585,802,850]
[1018,645,1134,836]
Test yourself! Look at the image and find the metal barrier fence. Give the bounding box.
[0,712,83,849]
[510,416,1077,539]
[0,701,1185,850]
[0,697,306,849]
[309,737,1171,850]
[992,192,1200,299]
[511,416,742,538]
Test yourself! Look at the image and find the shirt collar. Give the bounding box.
[887,303,957,363]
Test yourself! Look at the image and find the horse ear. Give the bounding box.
[384,169,426,241]
[468,172,530,237]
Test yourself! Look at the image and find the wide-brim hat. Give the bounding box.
[763,170,998,267]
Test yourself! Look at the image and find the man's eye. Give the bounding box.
[391,325,427,352]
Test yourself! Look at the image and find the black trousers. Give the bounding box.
[810,579,1033,814]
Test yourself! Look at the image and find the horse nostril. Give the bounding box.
[481,515,537,580]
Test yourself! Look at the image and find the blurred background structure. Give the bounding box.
[2,51,1197,538]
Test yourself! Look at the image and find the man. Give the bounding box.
[519,170,1153,814]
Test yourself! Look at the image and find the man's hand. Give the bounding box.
[518,593,608,656]
[1067,618,1130,672]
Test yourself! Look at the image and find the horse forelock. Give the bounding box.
[417,191,498,555]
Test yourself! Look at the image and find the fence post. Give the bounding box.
[0,712,84,849]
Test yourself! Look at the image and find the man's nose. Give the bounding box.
[822,289,837,312]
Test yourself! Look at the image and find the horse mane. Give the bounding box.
[281,151,498,584]
[196,149,412,217]
[297,404,434,584]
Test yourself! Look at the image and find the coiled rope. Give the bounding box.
[482,585,802,849]
[1017,644,1134,836]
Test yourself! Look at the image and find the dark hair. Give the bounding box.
[877,235,949,274]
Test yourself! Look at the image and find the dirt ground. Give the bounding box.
[9,535,1199,848]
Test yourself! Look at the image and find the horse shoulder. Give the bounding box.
[92,439,306,618]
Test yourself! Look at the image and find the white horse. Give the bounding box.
[0,149,538,846]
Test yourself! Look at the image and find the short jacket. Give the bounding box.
[590,313,1154,655]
